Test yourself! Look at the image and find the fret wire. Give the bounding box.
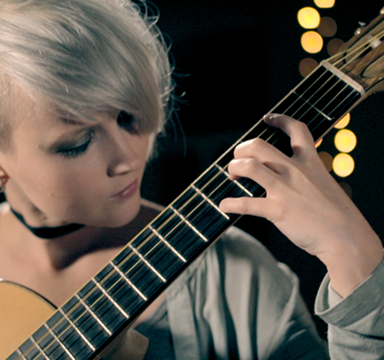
[14,339,43,360]
[215,164,254,197]
[110,261,148,301]
[292,91,333,121]
[43,323,75,360]
[280,72,330,119]
[58,309,95,352]
[290,79,336,124]
[149,225,187,262]
[75,294,112,336]
[307,86,357,136]
[191,185,230,220]
[127,244,167,282]
[29,336,49,360]
[291,78,351,127]
[169,206,209,242]
[16,349,27,360]
[91,278,130,319]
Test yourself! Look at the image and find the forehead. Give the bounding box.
[9,82,92,131]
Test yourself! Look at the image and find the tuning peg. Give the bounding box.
[354,21,366,35]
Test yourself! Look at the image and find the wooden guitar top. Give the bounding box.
[0,280,55,359]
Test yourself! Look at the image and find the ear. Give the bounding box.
[0,166,9,191]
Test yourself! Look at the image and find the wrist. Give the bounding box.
[320,236,383,298]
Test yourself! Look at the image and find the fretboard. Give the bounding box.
[8,61,364,360]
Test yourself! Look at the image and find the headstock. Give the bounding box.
[328,8,384,96]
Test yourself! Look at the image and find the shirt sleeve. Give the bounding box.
[315,257,384,360]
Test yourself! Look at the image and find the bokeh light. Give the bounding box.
[298,7,321,29]
[317,17,337,37]
[334,113,350,129]
[315,138,323,148]
[301,31,323,53]
[314,0,335,8]
[327,38,344,56]
[334,129,357,153]
[318,151,333,172]
[333,153,355,177]
[299,58,319,77]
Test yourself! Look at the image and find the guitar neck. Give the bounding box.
[8,61,365,360]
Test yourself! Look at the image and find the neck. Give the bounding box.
[3,200,161,270]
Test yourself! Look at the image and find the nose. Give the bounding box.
[106,129,142,177]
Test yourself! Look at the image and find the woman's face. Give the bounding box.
[0,85,151,228]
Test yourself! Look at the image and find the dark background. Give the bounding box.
[141,0,384,337]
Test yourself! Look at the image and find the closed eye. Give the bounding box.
[117,111,139,134]
[57,134,94,158]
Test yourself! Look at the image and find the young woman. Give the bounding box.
[0,0,382,359]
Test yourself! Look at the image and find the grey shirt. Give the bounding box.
[316,257,384,360]
[165,227,328,359]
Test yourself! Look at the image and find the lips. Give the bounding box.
[111,180,139,199]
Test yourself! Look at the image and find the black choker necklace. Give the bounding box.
[11,208,85,239]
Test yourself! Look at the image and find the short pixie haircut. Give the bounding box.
[0,0,173,147]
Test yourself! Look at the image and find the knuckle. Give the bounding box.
[244,158,260,175]
[249,137,265,151]
[293,120,308,133]
[236,198,251,214]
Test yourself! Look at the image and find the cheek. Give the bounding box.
[15,156,105,216]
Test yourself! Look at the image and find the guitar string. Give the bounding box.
[16,29,383,360]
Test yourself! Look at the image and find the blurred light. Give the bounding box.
[339,182,353,198]
[299,58,319,77]
[317,17,337,37]
[333,153,355,177]
[334,113,350,129]
[314,0,335,8]
[301,31,323,53]
[318,151,333,172]
[298,7,321,29]
[315,138,323,148]
[327,38,344,56]
[334,129,357,153]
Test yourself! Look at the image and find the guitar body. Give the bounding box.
[0,280,55,359]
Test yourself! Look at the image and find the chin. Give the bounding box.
[103,201,142,228]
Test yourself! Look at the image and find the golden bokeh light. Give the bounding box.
[317,17,337,37]
[298,7,321,29]
[301,31,323,53]
[299,58,319,77]
[333,153,355,177]
[334,113,350,129]
[314,0,335,8]
[315,138,323,148]
[318,151,333,172]
[334,129,357,153]
[327,38,344,56]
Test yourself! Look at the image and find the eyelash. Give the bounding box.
[58,134,94,159]
[57,112,137,159]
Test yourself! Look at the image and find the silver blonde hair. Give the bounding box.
[0,0,173,146]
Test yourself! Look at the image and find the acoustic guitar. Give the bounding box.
[2,7,384,360]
